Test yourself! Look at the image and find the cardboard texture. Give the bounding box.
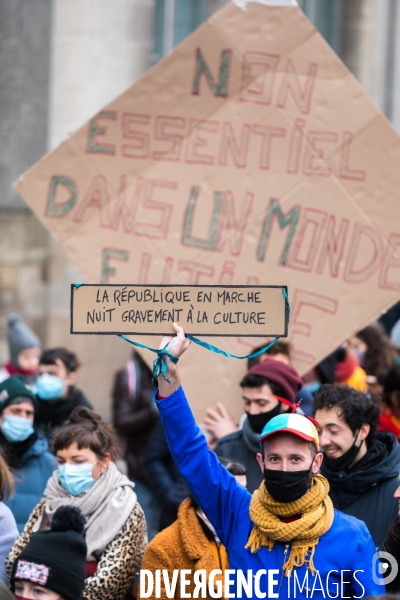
[70,284,288,336]
[13,2,400,416]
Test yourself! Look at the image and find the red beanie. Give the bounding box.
[245,358,303,404]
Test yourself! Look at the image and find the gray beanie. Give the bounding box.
[7,314,41,368]
[391,319,400,351]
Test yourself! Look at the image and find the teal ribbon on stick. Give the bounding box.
[118,335,178,387]
[118,288,289,387]
[185,333,280,359]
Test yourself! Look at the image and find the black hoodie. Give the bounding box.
[35,387,93,445]
[321,431,400,546]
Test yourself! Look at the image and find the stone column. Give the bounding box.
[49,0,156,149]
[340,0,391,115]
[0,0,53,357]
[46,0,156,417]
[0,0,52,208]
[386,0,400,129]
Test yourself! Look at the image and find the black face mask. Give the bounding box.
[322,431,362,473]
[263,462,314,503]
[246,404,282,434]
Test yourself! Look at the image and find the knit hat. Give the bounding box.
[259,412,320,451]
[7,314,41,368]
[0,376,37,413]
[246,358,303,403]
[11,506,87,600]
[391,319,400,350]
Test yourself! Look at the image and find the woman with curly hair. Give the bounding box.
[350,324,396,395]
[7,406,147,600]
[352,324,396,377]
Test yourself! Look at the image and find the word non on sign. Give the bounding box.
[70,284,288,337]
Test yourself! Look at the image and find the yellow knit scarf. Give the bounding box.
[245,474,334,576]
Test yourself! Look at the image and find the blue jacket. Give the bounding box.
[156,386,385,599]
[6,435,57,532]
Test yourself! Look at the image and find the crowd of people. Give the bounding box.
[1,311,400,598]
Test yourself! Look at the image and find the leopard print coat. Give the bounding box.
[6,498,147,600]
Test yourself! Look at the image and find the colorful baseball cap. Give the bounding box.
[259,412,320,451]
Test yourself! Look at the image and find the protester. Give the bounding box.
[0,315,41,389]
[9,505,87,600]
[381,484,400,594]
[379,364,400,441]
[7,406,147,600]
[379,300,400,335]
[314,383,400,546]
[140,459,246,600]
[303,347,367,397]
[0,377,57,532]
[381,520,400,593]
[151,323,384,597]
[351,324,396,395]
[334,344,368,392]
[390,318,400,361]
[35,347,92,442]
[202,402,238,450]
[112,350,158,537]
[246,340,314,414]
[0,449,18,585]
[353,324,396,378]
[145,420,187,532]
[302,353,337,398]
[215,358,303,492]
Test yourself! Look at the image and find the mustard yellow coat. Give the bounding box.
[138,497,227,600]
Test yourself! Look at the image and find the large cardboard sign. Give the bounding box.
[13,1,400,404]
[70,284,288,336]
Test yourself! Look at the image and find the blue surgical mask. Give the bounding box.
[1,415,34,442]
[58,461,98,496]
[36,373,65,400]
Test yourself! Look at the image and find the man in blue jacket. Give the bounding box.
[0,377,57,532]
[150,323,385,599]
